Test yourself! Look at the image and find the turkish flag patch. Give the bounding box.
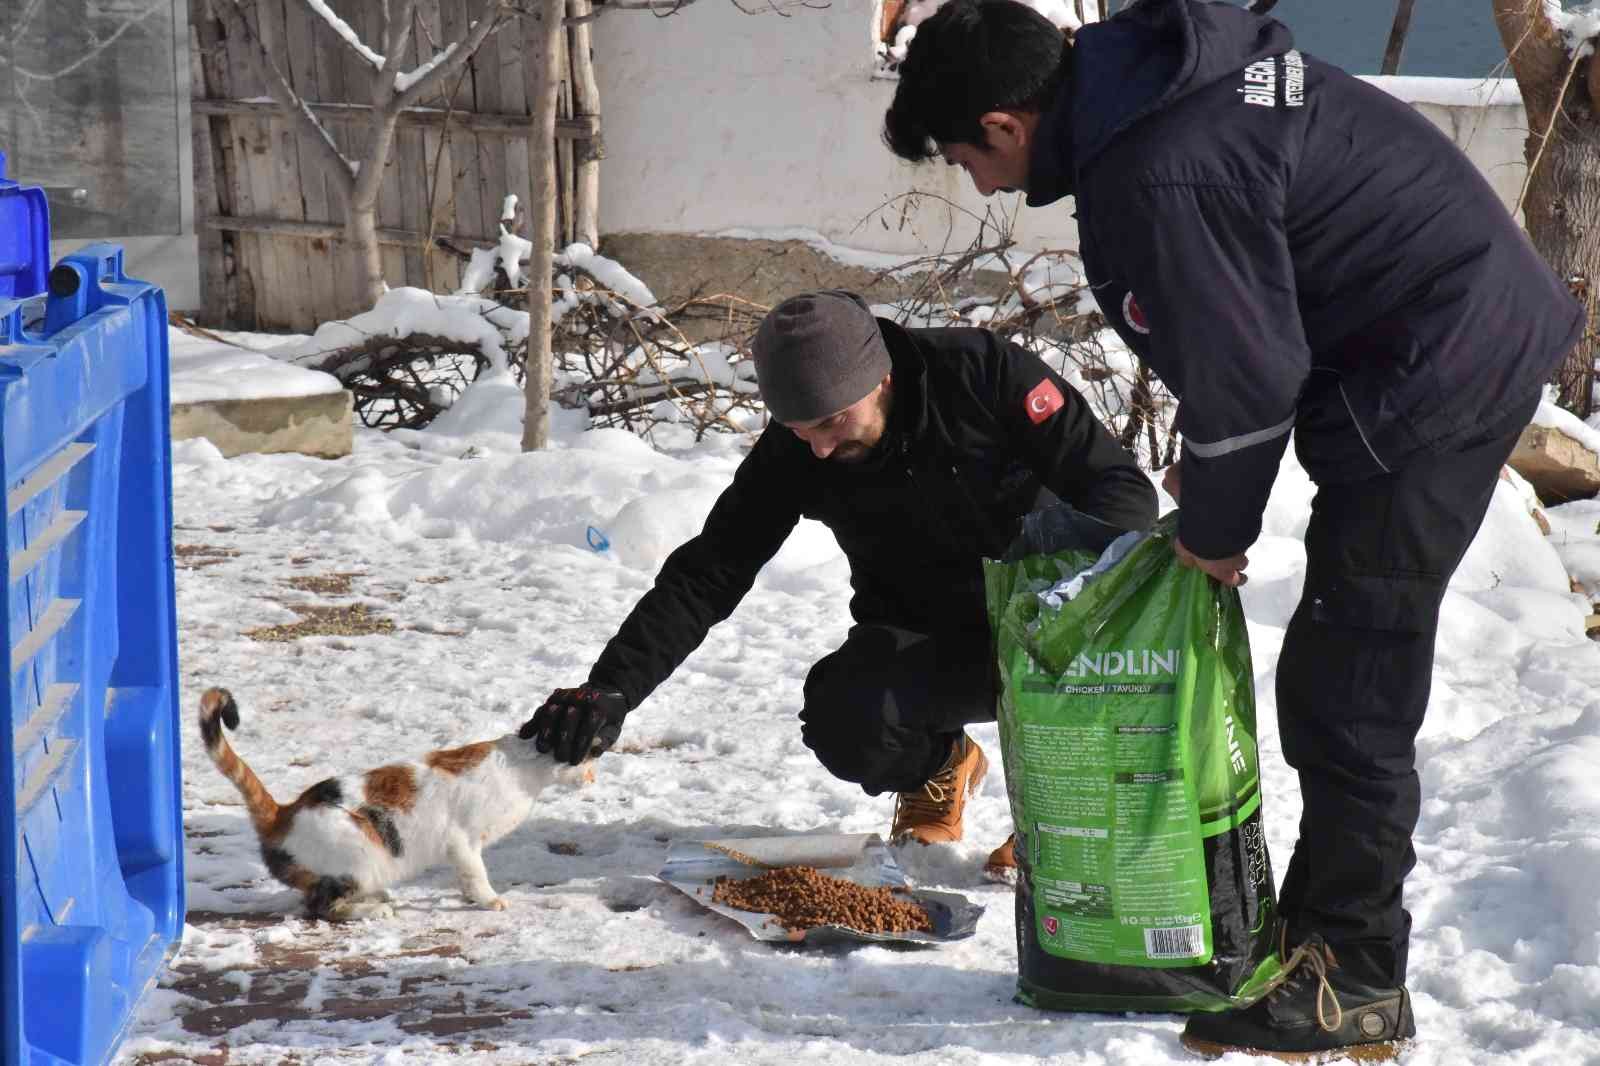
[1122,291,1151,335]
[1024,378,1065,424]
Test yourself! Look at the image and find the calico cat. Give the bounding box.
[197,687,590,920]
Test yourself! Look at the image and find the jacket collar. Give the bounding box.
[1026,0,1293,206]
[879,318,933,451]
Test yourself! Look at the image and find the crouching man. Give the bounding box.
[524,290,1156,875]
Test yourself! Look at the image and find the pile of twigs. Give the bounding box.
[862,204,1176,466]
[548,282,771,441]
[286,206,1175,464]
[309,332,496,431]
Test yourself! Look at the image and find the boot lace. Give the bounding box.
[1265,931,1344,1033]
[891,765,957,836]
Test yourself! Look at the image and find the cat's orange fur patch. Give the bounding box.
[262,814,291,844]
[199,688,283,837]
[425,741,494,776]
[365,765,419,811]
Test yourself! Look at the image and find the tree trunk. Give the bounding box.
[1523,125,1600,416]
[568,0,602,248]
[1492,1,1600,417]
[346,193,387,308]
[555,27,576,247]
[1380,0,1417,75]
[348,113,403,307]
[523,0,564,452]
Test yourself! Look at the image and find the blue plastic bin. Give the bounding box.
[0,152,49,301]
[0,155,183,1066]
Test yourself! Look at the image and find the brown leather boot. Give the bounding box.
[982,833,1018,884]
[890,734,988,844]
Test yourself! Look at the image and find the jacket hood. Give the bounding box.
[1027,0,1294,206]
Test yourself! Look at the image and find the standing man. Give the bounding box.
[885,0,1584,1059]
[524,290,1155,878]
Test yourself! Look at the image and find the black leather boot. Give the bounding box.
[1181,933,1416,1062]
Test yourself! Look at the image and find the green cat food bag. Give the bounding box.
[984,513,1280,1013]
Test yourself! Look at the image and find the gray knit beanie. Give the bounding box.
[751,290,891,423]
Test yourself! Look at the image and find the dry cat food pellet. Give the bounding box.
[711,866,933,934]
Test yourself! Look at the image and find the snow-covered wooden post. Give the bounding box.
[207,0,509,306]
[523,0,564,452]
[1492,1,1600,417]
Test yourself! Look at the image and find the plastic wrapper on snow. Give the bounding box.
[657,833,983,946]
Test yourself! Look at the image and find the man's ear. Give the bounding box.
[978,111,1030,151]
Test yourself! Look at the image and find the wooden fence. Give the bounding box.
[188,0,601,331]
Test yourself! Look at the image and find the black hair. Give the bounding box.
[883,0,1071,163]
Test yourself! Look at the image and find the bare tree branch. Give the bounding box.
[504,0,690,26]
[594,0,700,10]
[4,0,163,80]
[0,0,51,51]
[391,0,510,112]
[377,0,394,62]
[725,0,830,17]
[210,0,356,192]
[380,0,421,102]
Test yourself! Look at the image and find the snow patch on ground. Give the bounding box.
[117,342,1600,1063]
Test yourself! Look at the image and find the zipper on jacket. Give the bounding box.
[897,439,950,550]
[902,429,1017,558]
[949,463,1016,557]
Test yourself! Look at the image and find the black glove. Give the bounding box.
[519,685,629,766]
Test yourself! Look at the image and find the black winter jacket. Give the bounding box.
[1028,0,1584,559]
[587,321,1157,711]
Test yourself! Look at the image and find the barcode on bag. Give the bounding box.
[1144,924,1205,959]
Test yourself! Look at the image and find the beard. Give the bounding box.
[828,442,875,464]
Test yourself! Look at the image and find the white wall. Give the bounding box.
[594,0,1533,255]
[123,2,1533,316]
[594,0,1079,255]
[51,236,201,312]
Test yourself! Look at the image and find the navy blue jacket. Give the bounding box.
[587,322,1157,711]
[1028,0,1584,558]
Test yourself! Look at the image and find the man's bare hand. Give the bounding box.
[1164,462,1245,584]
[1161,462,1182,503]
[1174,536,1248,587]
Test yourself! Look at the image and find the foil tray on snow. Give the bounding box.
[656,832,984,946]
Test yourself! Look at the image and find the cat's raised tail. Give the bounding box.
[198,688,283,836]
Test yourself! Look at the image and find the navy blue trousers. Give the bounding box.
[1276,396,1536,984]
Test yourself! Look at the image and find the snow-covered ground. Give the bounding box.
[117,352,1600,1065]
